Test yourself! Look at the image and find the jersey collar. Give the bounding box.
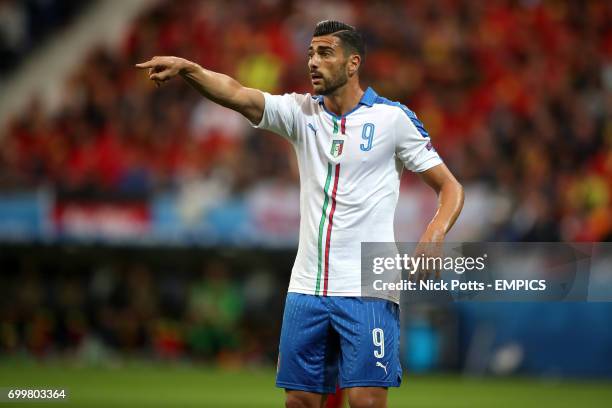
[317,86,378,118]
[360,86,377,107]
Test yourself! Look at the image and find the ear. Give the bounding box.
[347,54,361,76]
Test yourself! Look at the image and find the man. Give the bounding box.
[137,20,463,408]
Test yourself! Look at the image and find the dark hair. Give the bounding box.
[313,20,366,63]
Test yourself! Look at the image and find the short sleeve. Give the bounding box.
[249,92,300,142]
[395,106,442,172]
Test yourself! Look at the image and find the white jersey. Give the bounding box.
[251,87,442,301]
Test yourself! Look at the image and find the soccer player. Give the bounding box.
[137,20,463,408]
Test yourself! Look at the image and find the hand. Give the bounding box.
[410,226,445,283]
[135,56,188,87]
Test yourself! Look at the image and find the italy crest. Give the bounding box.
[330,139,344,158]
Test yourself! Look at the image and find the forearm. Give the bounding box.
[425,179,464,238]
[179,60,247,111]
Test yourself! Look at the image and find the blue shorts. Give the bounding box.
[276,293,402,394]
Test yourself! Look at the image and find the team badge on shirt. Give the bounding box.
[330,139,344,157]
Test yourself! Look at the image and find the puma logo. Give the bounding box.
[376,361,388,375]
[307,123,318,135]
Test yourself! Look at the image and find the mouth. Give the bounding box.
[310,72,323,83]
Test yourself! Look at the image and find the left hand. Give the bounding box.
[410,226,445,282]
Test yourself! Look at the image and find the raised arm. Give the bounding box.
[135,56,265,124]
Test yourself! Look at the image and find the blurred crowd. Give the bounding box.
[0,252,283,365]
[0,0,90,72]
[0,0,611,241]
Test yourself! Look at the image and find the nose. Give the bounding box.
[308,55,319,71]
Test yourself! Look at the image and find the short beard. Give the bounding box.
[316,70,349,96]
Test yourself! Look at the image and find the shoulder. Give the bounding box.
[371,95,429,138]
[371,95,417,120]
[262,92,316,118]
[270,92,318,110]
[282,93,321,118]
[276,92,316,105]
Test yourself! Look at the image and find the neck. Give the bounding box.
[323,80,364,117]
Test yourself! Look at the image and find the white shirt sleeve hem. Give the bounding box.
[247,92,270,128]
[412,156,443,173]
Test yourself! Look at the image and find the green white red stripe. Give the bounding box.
[315,116,344,295]
[323,164,340,295]
[315,163,333,295]
[315,162,340,295]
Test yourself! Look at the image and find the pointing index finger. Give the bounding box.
[135,60,155,69]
